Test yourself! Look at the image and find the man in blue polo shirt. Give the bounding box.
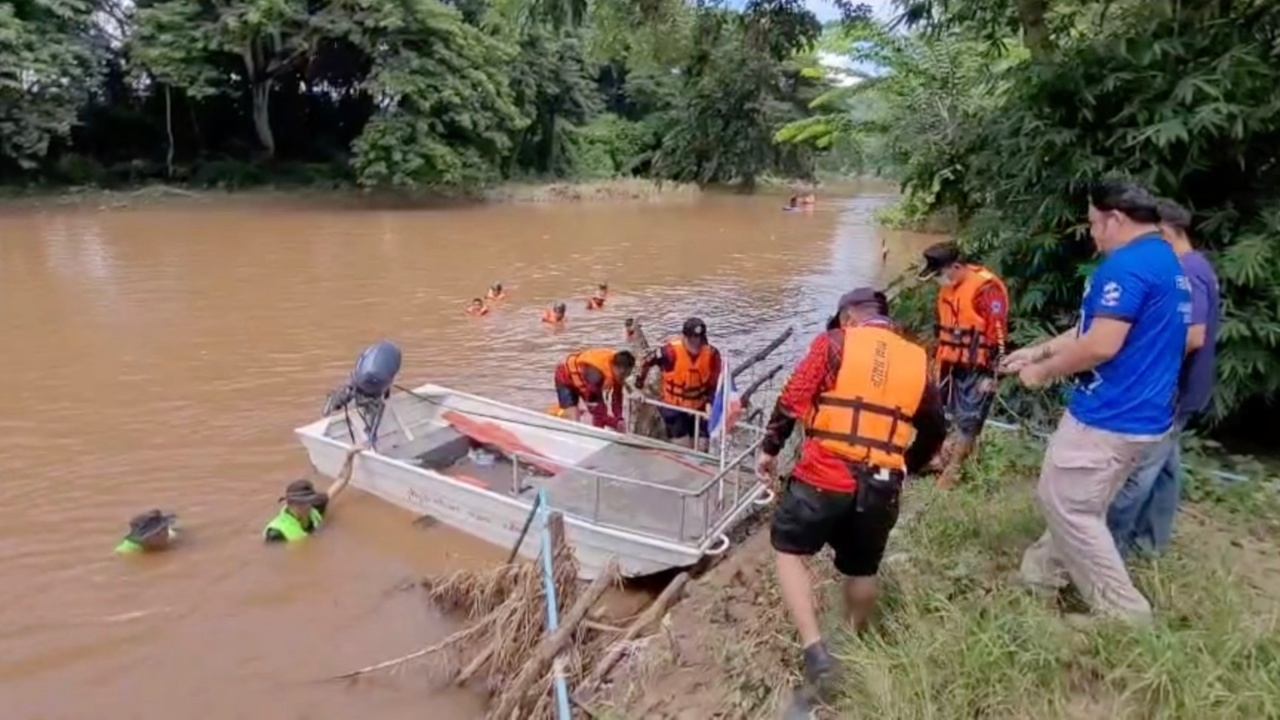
[1000,180,1190,622]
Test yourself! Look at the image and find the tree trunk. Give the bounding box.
[252,81,276,157]
[1015,0,1053,60]
[164,84,175,178]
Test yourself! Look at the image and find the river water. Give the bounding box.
[0,187,935,719]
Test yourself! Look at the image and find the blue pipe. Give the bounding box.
[536,488,572,720]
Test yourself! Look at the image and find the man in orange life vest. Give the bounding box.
[637,317,722,450]
[921,242,1010,488]
[553,348,636,430]
[755,288,946,705]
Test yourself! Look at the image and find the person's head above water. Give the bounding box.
[125,510,177,551]
[470,298,485,307]
[681,317,708,352]
[281,479,327,521]
[553,301,566,318]
[611,350,636,379]
[597,282,608,294]
[490,282,503,293]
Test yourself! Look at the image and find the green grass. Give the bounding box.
[828,432,1280,719]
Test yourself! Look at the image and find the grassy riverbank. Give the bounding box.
[0,178,701,211]
[598,431,1280,719]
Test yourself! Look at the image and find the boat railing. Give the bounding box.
[506,434,766,548]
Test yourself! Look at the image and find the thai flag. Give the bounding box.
[708,358,742,441]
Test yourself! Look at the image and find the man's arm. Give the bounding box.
[973,281,1010,369]
[1185,274,1211,353]
[324,446,365,504]
[1030,263,1142,380]
[904,381,947,474]
[705,348,723,400]
[761,334,834,456]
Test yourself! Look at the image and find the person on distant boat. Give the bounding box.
[466,298,489,316]
[264,446,363,543]
[638,317,721,450]
[486,282,507,301]
[115,510,179,554]
[542,302,567,325]
[585,283,608,310]
[554,348,635,430]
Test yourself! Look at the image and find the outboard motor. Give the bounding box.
[322,340,403,448]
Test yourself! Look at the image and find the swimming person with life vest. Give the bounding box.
[264,445,364,543]
[585,282,608,310]
[755,288,946,710]
[486,282,507,301]
[115,510,179,554]
[541,302,567,325]
[637,317,721,450]
[466,298,489,316]
[553,348,635,430]
[921,241,1010,489]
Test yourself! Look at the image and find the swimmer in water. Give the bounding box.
[586,282,608,310]
[486,282,507,301]
[542,302,567,324]
[115,510,179,554]
[466,298,490,316]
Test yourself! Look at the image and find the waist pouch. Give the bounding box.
[854,465,904,514]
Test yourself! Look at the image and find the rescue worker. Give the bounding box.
[585,282,608,310]
[921,241,1009,488]
[115,510,179,554]
[755,287,946,710]
[264,446,363,543]
[541,302,567,325]
[637,317,721,450]
[486,282,507,301]
[554,348,635,429]
[466,298,489,316]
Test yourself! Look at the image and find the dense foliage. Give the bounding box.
[0,0,870,190]
[782,0,1280,429]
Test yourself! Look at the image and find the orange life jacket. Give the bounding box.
[806,325,928,471]
[564,348,618,394]
[934,264,1007,369]
[542,309,562,324]
[661,339,717,409]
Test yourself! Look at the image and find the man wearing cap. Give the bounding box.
[919,241,1010,489]
[115,510,179,554]
[1000,180,1190,622]
[264,447,363,542]
[637,317,722,450]
[755,288,946,706]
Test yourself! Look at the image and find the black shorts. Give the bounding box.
[940,365,995,438]
[769,475,900,577]
[659,407,708,440]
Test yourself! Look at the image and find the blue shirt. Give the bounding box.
[1176,250,1220,420]
[1068,234,1191,435]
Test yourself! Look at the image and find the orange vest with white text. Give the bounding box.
[806,326,928,471]
[564,348,618,394]
[661,339,717,409]
[934,264,1007,368]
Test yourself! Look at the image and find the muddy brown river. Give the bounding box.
[0,187,935,719]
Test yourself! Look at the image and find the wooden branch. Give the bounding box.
[581,571,689,691]
[732,328,794,381]
[488,558,619,720]
[329,623,482,680]
[740,364,784,405]
[454,640,496,685]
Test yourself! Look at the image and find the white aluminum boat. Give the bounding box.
[295,383,770,580]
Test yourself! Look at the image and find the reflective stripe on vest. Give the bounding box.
[264,507,324,542]
[934,264,1007,368]
[115,538,144,554]
[661,339,716,409]
[806,325,928,471]
[564,348,617,394]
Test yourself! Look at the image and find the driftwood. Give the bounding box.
[731,327,793,381]
[581,571,690,692]
[489,558,620,720]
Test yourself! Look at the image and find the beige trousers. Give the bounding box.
[1020,412,1162,621]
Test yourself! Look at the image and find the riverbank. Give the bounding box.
[0,178,702,211]
[591,431,1280,719]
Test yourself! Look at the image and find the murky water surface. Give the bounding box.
[0,187,936,719]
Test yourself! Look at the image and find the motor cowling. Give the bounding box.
[350,340,402,398]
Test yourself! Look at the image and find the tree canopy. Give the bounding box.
[0,0,873,190]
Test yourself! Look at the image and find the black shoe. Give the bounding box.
[801,641,837,705]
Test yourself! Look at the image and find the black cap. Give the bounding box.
[280,479,327,505]
[682,317,707,338]
[126,510,176,542]
[919,242,961,279]
[837,287,887,311]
